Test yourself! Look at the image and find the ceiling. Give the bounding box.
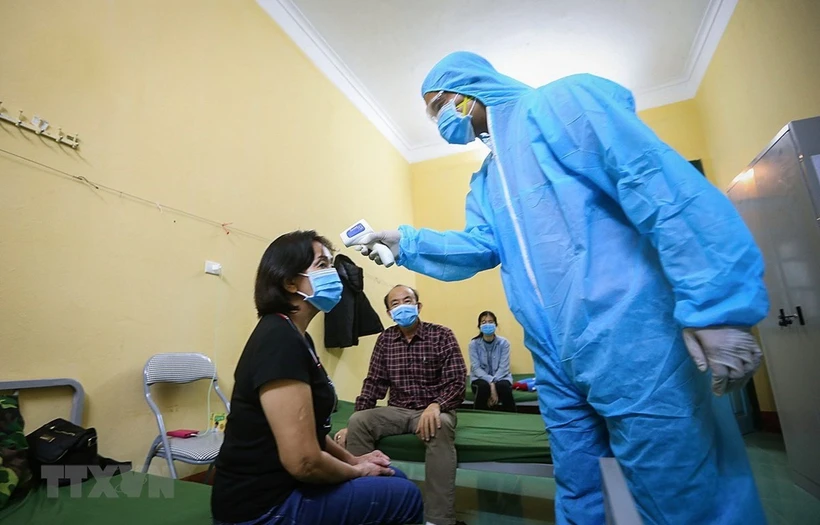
[257,0,737,163]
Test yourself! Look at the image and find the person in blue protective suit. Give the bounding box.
[352,52,769,525]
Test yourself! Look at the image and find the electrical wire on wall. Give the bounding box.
[0,147,403,290]
[199,267,227,437]
[0,147,271,243]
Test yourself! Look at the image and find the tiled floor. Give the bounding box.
[746,433,820,524]
[393,432,820,524]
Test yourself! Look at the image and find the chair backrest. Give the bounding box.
[144,352,217,386]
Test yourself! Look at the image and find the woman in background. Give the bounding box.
[468,311,516,412]
[211,230,422,525]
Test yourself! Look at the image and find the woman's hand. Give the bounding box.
[350,450,391,467]
[489,382,499,408]
[353,461,394,477]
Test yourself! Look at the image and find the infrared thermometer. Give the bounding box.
[340,219,395,268]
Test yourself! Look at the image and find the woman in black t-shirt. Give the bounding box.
[211,231,423,525]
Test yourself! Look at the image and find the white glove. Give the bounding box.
[353,230,401,266]
[682,327,763,396]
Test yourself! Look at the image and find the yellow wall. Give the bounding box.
[695,0,820,190]
[0,0,415,477]
[410,101,710,373]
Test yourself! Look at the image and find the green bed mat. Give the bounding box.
[0,472,211,525]
[463,373,539,404]
[332,400,550,465]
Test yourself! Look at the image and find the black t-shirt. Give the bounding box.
[211,314,337,523]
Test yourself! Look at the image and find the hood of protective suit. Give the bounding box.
[421,51,532,106]
[421,51,637,115]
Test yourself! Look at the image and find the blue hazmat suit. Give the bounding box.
[397,52,769,524]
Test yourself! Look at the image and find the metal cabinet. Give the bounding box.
[727,117,820,500]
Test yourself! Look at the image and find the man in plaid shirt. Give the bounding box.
[334,284,467,525]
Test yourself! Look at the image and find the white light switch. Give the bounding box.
[205,261,222,276]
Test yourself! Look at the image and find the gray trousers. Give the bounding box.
[346,406,458,525]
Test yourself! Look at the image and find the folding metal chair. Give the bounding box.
[141,352,230,479]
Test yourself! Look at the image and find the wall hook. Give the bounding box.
[0,100,82,149]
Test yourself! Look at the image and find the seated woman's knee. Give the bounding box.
[495,380,512,393]
[472,379,490,393]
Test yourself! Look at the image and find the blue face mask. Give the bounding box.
[437,99,476,145]
[390,304,419,328]
[299,268,343,313]
[480,323,496,335]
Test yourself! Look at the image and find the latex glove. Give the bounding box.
[682,327,763,396]
[353,230,401,266]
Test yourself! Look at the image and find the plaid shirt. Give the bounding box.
[355,321,466,412]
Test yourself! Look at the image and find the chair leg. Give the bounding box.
[166,454,178,479]
[205,463,215,484]
[142,436,162,474]
[141,455,152,474]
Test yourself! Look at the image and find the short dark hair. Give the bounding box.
[383,285,420,310]
[254,230,334,317]
[472,310,498,339]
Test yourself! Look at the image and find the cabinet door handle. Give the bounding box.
[796,305,805,326]
[778,308,796,327]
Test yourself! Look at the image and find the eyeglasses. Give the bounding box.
[426,91,475,122]
[426,91,447,121]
